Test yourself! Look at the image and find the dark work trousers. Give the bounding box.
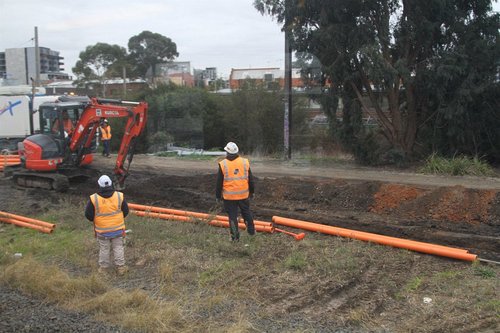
[223,198,255,241]
[102,140,110,156]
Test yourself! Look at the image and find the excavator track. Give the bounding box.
[12,171,70,192]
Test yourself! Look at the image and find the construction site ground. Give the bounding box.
[92,154,500,261]
[0,154,499,332]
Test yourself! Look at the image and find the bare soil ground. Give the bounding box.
[0,154,499,332]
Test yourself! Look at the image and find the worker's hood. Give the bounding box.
[97,186,115,198]
[226,153,239,161]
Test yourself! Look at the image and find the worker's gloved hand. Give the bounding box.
[216,198,221,204]
[250,193,255,200]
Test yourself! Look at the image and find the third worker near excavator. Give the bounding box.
[216,142,256,242]
[100,119,112,157]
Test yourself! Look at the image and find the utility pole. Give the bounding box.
[122,66,127,98]
[284,4,293,160]
[29,77,35,135]
[34,27,40,86]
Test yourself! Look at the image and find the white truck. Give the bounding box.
[0,94,60,152]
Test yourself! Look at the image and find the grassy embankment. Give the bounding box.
[0,198,498,333]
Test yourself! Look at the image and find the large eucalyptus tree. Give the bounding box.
[255,0,499,161]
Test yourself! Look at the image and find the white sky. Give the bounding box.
[0,0,285,79]
[1,1,498,80]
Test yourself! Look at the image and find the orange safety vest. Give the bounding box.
[219,157,250,200]
[90,191,125,234]
[53,119,74,134]
[100,125,112,140]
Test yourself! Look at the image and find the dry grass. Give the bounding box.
[1,257,186,333]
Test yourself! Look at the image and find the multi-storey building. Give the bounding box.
[154,61,194,87]
[0,46,71,85]
[194,67,221,88]
[229,67,303,90]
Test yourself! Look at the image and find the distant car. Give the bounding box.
[310,114,329,127]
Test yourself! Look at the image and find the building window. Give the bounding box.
[264,73,274,82]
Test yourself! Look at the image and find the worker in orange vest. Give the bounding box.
[85,175,129,275]
[52,110,74,135]
[100,119,112,157]
[216,142,255,242]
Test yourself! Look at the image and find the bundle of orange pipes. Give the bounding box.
[129,203,306,240]
[0,154,21,172]
[129,203,274,233]
[0,211,56,234]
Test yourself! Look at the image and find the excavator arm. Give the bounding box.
[69,98,148,189]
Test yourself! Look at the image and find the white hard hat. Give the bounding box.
[98,175,112,187]
[224,142,239,154]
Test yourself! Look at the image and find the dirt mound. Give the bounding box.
[370,184,499,225]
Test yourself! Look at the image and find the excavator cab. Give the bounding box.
[25,99,95,167]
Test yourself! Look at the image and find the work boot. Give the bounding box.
[116,265,128,275]
[97,266,109,275]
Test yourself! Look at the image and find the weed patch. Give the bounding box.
[419,154,495,176]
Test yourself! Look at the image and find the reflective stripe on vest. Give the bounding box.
[90,192,125,233]
[219,157,249,200]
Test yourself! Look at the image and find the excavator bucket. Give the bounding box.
[113,174,126,191]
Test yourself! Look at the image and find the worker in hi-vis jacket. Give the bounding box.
[85,175,129,275]
[216,141,256,242]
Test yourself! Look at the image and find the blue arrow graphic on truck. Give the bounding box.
[0,100,22,117]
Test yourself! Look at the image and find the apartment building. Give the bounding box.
[0,46,70,85]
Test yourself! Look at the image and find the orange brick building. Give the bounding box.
[229,67,304,90]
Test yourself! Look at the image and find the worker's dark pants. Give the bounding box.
[223,198,255,241]
[102,140,110,156]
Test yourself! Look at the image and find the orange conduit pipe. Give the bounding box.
[0,161,21,165]
[272,216,477,262]
[273,217,470,256]
[0,211,56,230]
[1,159,20,162]
[0,217,53,234]
[131,210,273,233]
[129,203,273,228]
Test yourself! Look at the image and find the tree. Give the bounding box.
[128,31,179,81]
[73,43,128,96]
[255,0,499,161]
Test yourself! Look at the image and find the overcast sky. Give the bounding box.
[0,0,284,79]
[1,1,499,81]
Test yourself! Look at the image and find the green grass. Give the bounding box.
[284,251,307,270]
[405,276,423,292]
[419,153,495,176]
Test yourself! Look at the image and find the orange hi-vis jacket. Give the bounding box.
[53,119,74,134]
[100,125,112,140]
[90,191,125,234]
[219,157,250,200]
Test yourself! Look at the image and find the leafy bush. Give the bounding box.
[147,131,172,153]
